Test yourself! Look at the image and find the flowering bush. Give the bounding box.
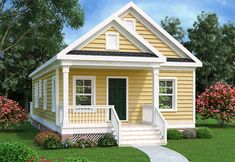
[196,82,235,126]
[0,96,27,130]
[34,131,61,146]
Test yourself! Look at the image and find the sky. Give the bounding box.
[63,0,235,44]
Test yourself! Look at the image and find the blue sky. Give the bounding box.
[63,0,235,44]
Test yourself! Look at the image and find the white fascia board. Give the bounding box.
[60,60,160,69]
[125,2,202,66]
[29,55,57,78]
[57,54,161,63]
[161,61,202,67]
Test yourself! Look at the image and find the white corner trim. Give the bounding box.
[159,77,177,112]
[106,76,128,121]
[72,76,96,106]
[193,69,196,124]
[105,32,120,50]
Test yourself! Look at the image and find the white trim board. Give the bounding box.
[106,76,128,121]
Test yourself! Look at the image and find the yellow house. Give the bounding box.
[29,2,202,146]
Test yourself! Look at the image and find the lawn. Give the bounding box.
[167,118,235,162]
[0,122,149,162]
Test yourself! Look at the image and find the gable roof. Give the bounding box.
[29,2,202,78]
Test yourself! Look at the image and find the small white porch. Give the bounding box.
[56,64,167,145]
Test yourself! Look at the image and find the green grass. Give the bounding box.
[0,123,149,162]
[167,118,235,162]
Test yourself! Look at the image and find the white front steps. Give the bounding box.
[113,124,164,146]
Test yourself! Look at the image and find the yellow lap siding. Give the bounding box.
[32,70,56,122]
[160,70,194,122]
[122,13,181,58]
[81,27,141,52]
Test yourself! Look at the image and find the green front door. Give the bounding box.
[108,78,127,120]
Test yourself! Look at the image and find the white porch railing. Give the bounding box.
[61,105,121,144]
[155,107,167,144]
[142,105,167,144]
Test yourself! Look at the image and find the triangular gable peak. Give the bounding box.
[115,2,202,66]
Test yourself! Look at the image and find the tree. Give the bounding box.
[161,16,185,43]
[0,0,84,109]
[187,12,235,92]
[196,82,235,126]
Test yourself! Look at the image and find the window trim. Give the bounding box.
[159,77,177,112]
[51,76,56,112]
[73,76,96,106]
[105,32,119,50]
[34,82,39,108]
[39,80,42,98]
[43,79,47,110]
[123,18,136,31]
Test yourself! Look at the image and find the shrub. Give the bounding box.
[44,136,61,149]
[34,130,61,146]
[63,157,91,162]
[76,138,96,148]
[182,129,196,139]
[97,134,117,147]
[62,139,74,149]
[0,96,27,130]
[196,82,235,126]
[0,143,38,162]
[167,129,183,140]
[196,127,212,139]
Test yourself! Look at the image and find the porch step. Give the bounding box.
[112,124,164,146]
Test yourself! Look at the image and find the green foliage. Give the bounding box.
[44,136,61,149]
[63,157,91,162]
[167,129,183,140]
[182,129,196,139]
[76,138,96,148]
[196,127,212,138]
[62,139,74,149]
[34,130,61,146]
[0,0,84,108]
[0,143,38,162]
[161,16,185,43]
[97,134,117,147]
[187,12,235,92]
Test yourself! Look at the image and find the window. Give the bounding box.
[39,80,42,98]
[124,18,136,31]
[43,79,47,110]
[73,76,95,105]
[106,32,119,50]
[34,82,39,108]
[51,76,56,112]
[159,79,176,110]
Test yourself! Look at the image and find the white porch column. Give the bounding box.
[62,66,70,127]
[152,67,160,125]
[56,67,60,126]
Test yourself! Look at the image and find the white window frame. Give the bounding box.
[105,32,119,50]
[43,79,47,110]
[34,82,39,108]
[123,18,136,31]
[73,76,96,106]
[159,77,177,112]
[39,80,42,98]
[51,76,56,112]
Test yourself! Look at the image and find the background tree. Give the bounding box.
[187,12,235,92]
[161,16,185,43]
[0,0,84,109]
